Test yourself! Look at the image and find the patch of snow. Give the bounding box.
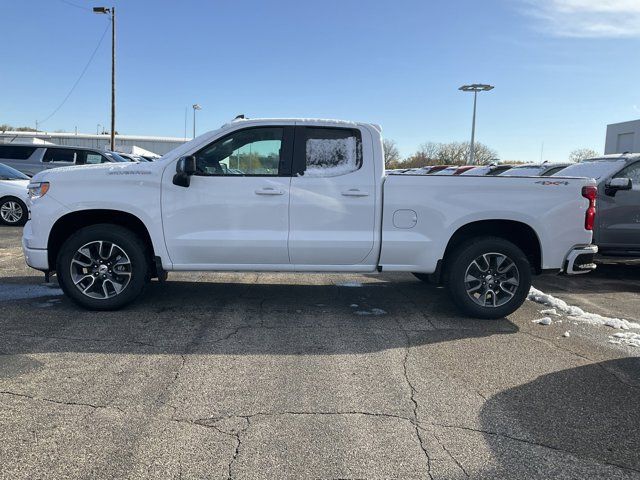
[610,332,640,348]
[528,287,640,330]
[533,317,552,325]
[349,304,359,308]
[354,308,387,316]
[540,308,560,316]
[0,283,63,301]
[303,136,359,178]
[563,331,571,338]
[336,282,362,288]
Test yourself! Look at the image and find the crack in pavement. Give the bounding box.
[5,392,637,478]
[3,331,164,349]
[431,429,470,478]
[0,389,125,413]
[393,315,435,480]
[430,423,640,475]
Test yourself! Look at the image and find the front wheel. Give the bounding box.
[56,224,149,310]
[0,197,28,226]
[445,237,531,319]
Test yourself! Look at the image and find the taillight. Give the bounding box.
[582,185,597,231]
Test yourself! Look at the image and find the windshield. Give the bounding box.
[500,166,543,176]
[551,159,627,179]
[461,166,490,175]
[104,152,128,162]
[0,163,29,180]
[433,167,457,175]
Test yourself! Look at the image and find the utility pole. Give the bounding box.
[93,6,116,150]
[192,104,202,138]
[459,84,494,164]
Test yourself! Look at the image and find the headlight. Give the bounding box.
[28,182,50,199]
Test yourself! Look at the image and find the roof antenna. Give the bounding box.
[234,114,245,120]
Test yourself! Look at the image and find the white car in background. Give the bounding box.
[499,163,571,177]
[0,163,30,226]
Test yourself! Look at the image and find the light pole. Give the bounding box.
[459,84,494,164]
[192,104,202,138]
[96,124,102,135]
[93,6,116,151]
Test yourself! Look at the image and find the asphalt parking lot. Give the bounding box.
[1,226,639,479]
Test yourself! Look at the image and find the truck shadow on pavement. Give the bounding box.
[479,357,640,477]
[1,275,519,357]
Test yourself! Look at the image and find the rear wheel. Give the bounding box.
[445,236,531,319]
[0,197,27,226]
[56,224,149,310]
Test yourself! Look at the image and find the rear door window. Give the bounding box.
[298,127,362,177]
[43,148,77,164]
[0,145,37,160]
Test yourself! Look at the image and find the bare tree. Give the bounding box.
[383,139,402,168]
[402,142,441,168]
[399,141,499,169]
[568,148,599,163]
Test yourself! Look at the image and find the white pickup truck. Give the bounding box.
[23,118,598,318]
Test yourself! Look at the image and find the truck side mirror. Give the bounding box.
[605,177,632,196]
[173,155,197,187]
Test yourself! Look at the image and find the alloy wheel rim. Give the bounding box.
[70,240,132,299]
[464,252,519,308]
[0,201,23,223]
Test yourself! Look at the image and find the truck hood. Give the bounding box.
[31,161,159,183]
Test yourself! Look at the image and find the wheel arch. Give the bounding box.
[47,209,156,273]
[440,219,542,279]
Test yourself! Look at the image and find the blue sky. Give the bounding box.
[2,0,639,162]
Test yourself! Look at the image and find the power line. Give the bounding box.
[38,21,110,127]
[56,0,92,11]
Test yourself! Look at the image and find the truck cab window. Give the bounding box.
[194,127,283,176]
[303,128,362,177]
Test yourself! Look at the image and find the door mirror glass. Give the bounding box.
[177,155,197,175]
[605,177,632,196]
[173,155,197,187]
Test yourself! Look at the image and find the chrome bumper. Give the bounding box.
[563,245,598,275]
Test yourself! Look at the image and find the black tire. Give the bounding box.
[445,236,531,319]
[56,224,149,310]
[0,197,28,226]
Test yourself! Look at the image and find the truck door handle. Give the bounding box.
[341,188,369,197]
[255,187,285,196]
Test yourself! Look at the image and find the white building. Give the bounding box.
[605,120,640,154]
[0,131,188,156]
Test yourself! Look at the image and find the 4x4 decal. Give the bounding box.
[535,180,569,186]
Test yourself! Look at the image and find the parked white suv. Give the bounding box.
[0,163,30,226]
[23,118,597,318]
[0,144,126,177]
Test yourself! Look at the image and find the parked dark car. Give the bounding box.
[552,154,640,256]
